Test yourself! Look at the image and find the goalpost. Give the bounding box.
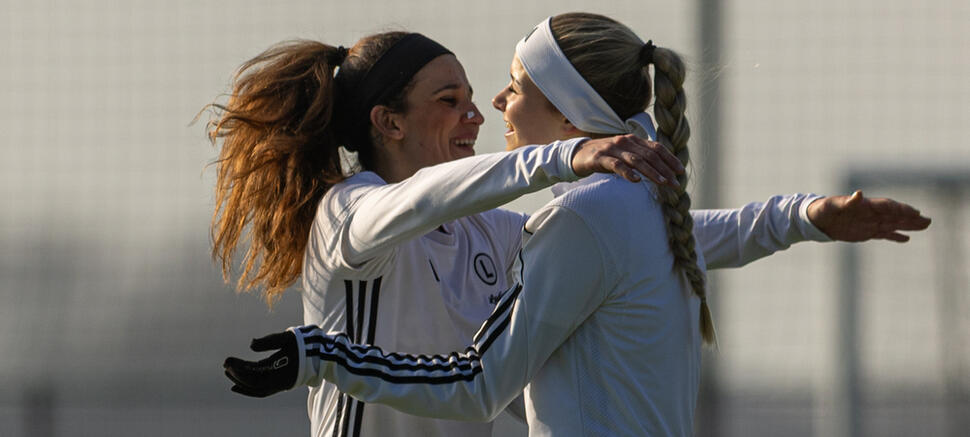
[835,168,970,437]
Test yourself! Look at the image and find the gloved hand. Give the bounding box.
[223,330,299,398]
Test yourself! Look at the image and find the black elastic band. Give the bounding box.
[337,34,452,149]
[334,45,349,64]
[640,40,656,65]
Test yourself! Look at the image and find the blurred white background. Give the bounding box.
[1,0,967,436]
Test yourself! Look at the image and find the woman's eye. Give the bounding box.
[440,97,458,106]
[507,83,517,94]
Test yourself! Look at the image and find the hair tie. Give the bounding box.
[640,40,656,65]
[333,45,349,64]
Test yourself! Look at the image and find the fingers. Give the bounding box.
[224,355,273,387]
[575,135,686,186]
[868,197,920,217]
[656,142,686,175]
[230,381,276,398]
[623,150,680,187]
[224,356,261,385]
[643,140,687,175]
[224,365,248,387]
[224,355,285,397]
[250,331,291,352]
[864,198,932,231]
[904,216,932,230]
[617,137,681,186]
[632,163,666,185]
[223,356,247,373]
[881,232,910,242]
[630,138,682,186]
[225,360,273,397]
[606,158,641,183]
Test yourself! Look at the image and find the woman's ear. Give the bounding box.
[370,105,406,142]
[561,117,585,138]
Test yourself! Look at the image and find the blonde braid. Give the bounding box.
[652,47,717,346]
[550,12,717,345]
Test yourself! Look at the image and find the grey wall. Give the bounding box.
[1,1,966,435]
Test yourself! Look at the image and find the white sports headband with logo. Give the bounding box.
[515,17,657,141]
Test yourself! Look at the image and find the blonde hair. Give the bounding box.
[552,12,717,345]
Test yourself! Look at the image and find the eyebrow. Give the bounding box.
[432,82,474,97]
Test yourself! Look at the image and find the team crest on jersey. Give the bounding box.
[473,252,497,285]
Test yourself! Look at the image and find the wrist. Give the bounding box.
[805,196,824,225]
[288,326,309,389]
[567,138,591,178]
[801,195,833,241]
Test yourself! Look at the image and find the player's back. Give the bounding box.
[524,174,702,437]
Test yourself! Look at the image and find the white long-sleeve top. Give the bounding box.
[301,140,582,437]
[295,171,829,437]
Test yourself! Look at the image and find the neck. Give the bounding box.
[370,143,417,184]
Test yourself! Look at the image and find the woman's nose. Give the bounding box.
[491,92,506,112]
[464,103,485,125]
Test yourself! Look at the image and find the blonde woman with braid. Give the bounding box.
[224,13,930,436]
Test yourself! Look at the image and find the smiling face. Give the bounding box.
[391,55,484,173]
[491,55,573,151]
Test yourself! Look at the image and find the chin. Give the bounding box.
[453,148,475,160]
[504,135,523,151]
[508,140,529,150]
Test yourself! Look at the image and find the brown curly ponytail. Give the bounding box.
[205,33,410,305]
[552,12,717,345]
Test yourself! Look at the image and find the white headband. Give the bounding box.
[515,17,657,141]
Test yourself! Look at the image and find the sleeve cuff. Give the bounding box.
[555,138,586,182]
[288,326,309,389]
[798,195,832,242]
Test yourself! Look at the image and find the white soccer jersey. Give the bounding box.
[294,172,829,437]
[300,140,582,437]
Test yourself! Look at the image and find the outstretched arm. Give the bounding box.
[691,194,829,269]
[691,192,931,269]
[226,206,608,421]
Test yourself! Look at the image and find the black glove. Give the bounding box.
[223,330,299,398]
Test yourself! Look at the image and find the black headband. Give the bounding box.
[338,33,452,148]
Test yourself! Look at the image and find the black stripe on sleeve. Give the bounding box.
[340,399,353,437]
[473,284,522,344]
[352,401,365,437]
[366,277,381,344]
[308,341,480,373]
[331,394,344,437]
[355,281,367,343]
[339,280,356,437]
[352,277,380,437]
[428,260,440,282]
[313,347,484,384]
[475,285,523,351]
[309,283,523,386]
[344,280,355,343]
